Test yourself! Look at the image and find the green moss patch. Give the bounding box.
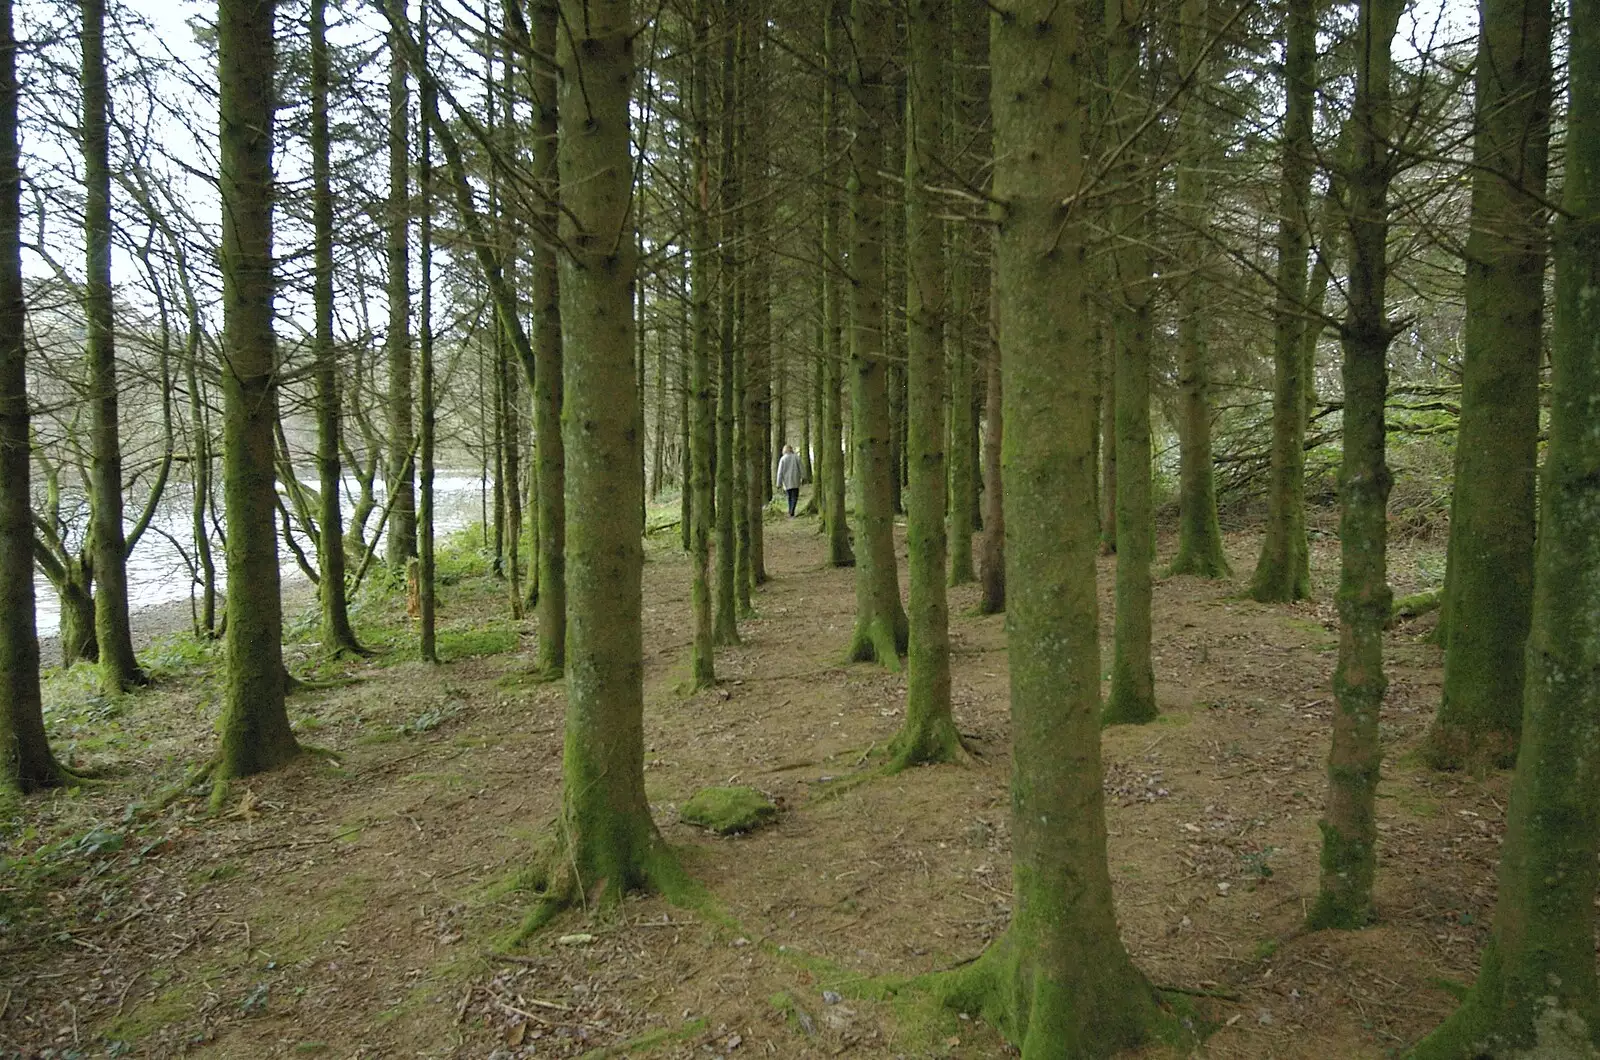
[679,786,777,835]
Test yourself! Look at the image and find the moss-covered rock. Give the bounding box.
[680,786,777,835]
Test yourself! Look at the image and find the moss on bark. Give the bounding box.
[1249,0,1315,604]
[922,2,1164,1051]
[519,0,686,931]
[685,0,716,690]
[1167,0,1231,582]
[1425,0,1550,774]
[215,0,300,782]
[821,0,853,570]
[844,0,906,668]
[1411,2,1600,1052]
[0,0,61,789]
[1307,0,1401,932]
[890,0,965,771]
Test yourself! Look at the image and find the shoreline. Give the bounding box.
[37,579,317,672]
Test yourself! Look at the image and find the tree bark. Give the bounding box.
[527,0,565,678]
[845,0,907,666]
[1102,0,1158,727]
[821,0,853,568]
[1167,0,1230,581]
[530,0,683,921]
[977,266,1004,615]
[891,0,962,770]
[1413,3,1600,1047]
[1249,0,1315,602]
[416,1,437,662]
[688,0,716,688]
[0,0,62,792]
[216,0,299,782]
[936,3,1160,1048]
[944,0,982,588]
[311,0,362,657]
[714,5,742,646]
[1307,0,1401,931]
[82,0,142,694]
[1425,0,1551,772]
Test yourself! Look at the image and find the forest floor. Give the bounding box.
[1,508,1502,1060]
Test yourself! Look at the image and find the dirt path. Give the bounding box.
[1,516,1500,1058]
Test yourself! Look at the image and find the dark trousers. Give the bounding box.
[785,487,799,516]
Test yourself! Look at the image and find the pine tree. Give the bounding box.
[845,0,908,665]
[1424,0,1551,771]
[1307,0,1403,931]
[0,0,63,794]
[890,0,963,769]
[82,0,143,694]
[1411,2,1600,1049]
[934,1,1162,1049]
[215,0,300,783]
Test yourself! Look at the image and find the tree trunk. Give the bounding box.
[1167,0,1230,581]
[530,0,565,678]
[978,265,1004,615]
[1307,0,1401,931]
[936,3,1160,1048]
[416,2,437,662]
[58,559,98,668]
[944,0,981,588]
[1249,0,1315,603]
[311,0,362,656]
[0,0,62,793]
[891,0,961,770]
[688,0,716,688]
[743,10,770,590]
[186,325,216,638]
[845,0,907,667]
[82,0,142,694]
[1102,0,1158,727]
[714,6,742,646]
[821,0,853,568]
[532,0,682,920]
[1424,0,1551,772]
[216,0,299,782]
[385,12,415,571]
[679,295,692,553]
[1413,4,1600,1047]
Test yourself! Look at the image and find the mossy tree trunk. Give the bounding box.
[1249,0,1314,603]
[1412,5,1600,1048]
[821,0,853,568]
[216,0,299,782]
[1098,331,1116,554]
[891,0,962,770]
[743,6,769,589]
[845,0,907,666]
[83,0,142,694]
[977,266,1004,615]
[1424,0,1551,773]
[541,0,681,914]
[416,2,437,662]
[311,0,362,657]
[1167,0,1230,581]
[1307,0,1401,931]
[1102,0,1158,727]
[384,13,416,572]
[936,3,1161,1049]
[943,0,983,589]
[529,0,565,678]
[714,5,742,646]
[0,0,63,793]
[688,0,716,688]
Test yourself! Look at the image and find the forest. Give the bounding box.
[0,0,1596,1056]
